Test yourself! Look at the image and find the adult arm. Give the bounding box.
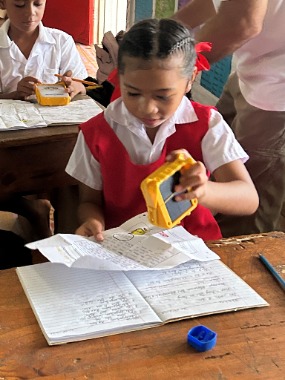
[195,0,268,63]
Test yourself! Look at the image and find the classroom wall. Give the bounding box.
[43,0,94,45]
[134,0,179,22]
[134,0,154,22]
[155,0,178,19]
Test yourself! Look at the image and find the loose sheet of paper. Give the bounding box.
[0,98,102,130]
[26,213,220,271]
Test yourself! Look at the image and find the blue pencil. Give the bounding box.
[259,254,285,291]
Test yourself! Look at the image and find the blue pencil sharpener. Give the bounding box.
[187,325,217,352]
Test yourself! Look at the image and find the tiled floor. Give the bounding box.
[76,43,98,78]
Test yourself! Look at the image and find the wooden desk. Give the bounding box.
[0,97,103,233]
[0,96,103,196]
[0,124,79,196]
[0,232,284,379]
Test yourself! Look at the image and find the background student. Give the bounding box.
[65,18,258,242]
[0,0,87,100]
[173,0,285,237]
[0,0,88,239]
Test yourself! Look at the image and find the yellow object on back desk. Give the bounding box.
[35,83,70,106]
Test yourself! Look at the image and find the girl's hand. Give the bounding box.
[16,76,41,99]
[59,70,86,99]
[166,150,259,216]
[166,149,208,201]
[75,218,104,242]
[175,160,208,201]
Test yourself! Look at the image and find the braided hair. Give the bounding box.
[118,18,196,78]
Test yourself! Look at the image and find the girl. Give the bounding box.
[66,18,258,241]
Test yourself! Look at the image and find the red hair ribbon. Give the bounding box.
[195,42,212,72]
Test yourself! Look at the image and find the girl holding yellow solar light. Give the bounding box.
[66,18,258,241]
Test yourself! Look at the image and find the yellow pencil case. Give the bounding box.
[35,83,71,106]
[141,153,198,229]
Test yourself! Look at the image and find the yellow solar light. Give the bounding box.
[141,153,198,229]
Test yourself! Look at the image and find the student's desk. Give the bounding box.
[0,231,284,379]
[0,96,103,232]
[0,95,103,196]
[0,124,79,196]
[0,124,80,233]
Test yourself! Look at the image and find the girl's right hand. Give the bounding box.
[166,149,208,202]
[75,218,104,242]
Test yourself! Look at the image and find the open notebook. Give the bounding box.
[16,259,268,345]
[0,98,102,130]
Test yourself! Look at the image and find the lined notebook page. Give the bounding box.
[127,260,269,322]
[16,263,161,345]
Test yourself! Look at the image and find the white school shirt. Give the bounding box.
[0,20,88,93]
[212,0,285,111]
[66,96,248,191]
[235,0,285,111]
